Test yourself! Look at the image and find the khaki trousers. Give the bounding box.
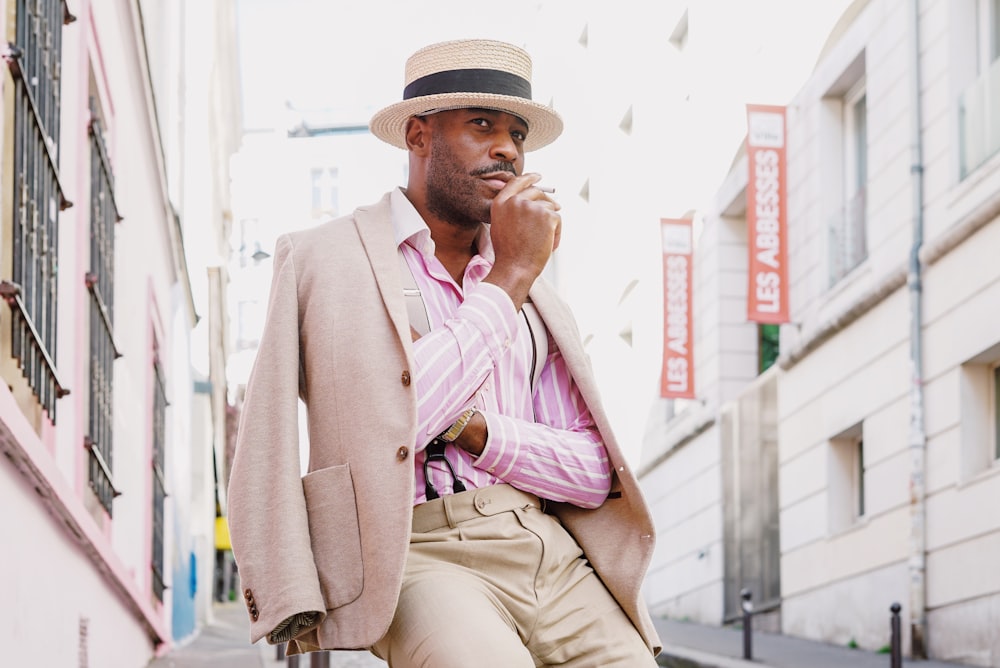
[371,485,656,668]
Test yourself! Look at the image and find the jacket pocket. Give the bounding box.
[301,464,364,609]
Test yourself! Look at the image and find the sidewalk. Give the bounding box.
[148,602,974,668]
[654,617,971,668]
[147,602,385,668]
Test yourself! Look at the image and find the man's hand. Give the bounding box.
[453,410,488,457]
[484,173,561,310]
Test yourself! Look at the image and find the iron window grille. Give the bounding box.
[84,103,122,515]
[2,0,76,421]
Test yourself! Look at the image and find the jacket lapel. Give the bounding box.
[353,193,413,349]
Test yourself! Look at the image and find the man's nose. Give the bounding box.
[489,132,518,163]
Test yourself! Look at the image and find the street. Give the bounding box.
[149,601,974,668]
[148,602,386,668]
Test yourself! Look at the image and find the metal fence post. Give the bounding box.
[890,602,902,668]
[741,588,753,660]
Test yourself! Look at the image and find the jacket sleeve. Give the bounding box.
[227,234,326,643]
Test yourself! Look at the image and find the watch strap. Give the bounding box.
[439,407,478,443]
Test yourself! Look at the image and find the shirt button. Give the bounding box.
[401,370,411,386]
[397,446,409,461]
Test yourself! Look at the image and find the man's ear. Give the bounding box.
[405,116,431,155]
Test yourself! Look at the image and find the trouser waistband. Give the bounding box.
[411,484,542,534]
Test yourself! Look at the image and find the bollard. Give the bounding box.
[286,653,300,668]
[890,603,902,668]
[741,588,753,660]
[277,642,286,660]
[310,651,330,668]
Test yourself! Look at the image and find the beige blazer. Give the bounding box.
[227,193,661,655]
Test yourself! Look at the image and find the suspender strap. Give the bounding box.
[398,247,432,338]
[423,438,467,500]
[521,301,548,392]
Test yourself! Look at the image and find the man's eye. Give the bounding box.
[471,118,490,127]
[512,130,527,142]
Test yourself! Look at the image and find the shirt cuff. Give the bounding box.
[473,412,520,479]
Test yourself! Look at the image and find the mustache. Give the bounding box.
[470,162,517,177]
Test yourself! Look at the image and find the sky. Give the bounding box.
[234,0,853,208]
[235,0,852,124]
[236,0,554,130]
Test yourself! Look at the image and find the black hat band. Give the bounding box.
[403,68,532,101]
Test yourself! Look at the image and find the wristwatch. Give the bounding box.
[438,407,478,443]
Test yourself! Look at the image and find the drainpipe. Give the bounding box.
[906,0,927,658]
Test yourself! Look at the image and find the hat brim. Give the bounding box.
[369,92,563,152]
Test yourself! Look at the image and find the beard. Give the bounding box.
[425,139,515,230]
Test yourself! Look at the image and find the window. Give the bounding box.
[3,0,74,421]
[977,0,1000,67]
[959,0,1000,177]
[310,167,338,218]
[85,102,122,516]
[829,79,868,285]
[959,360,1000,480]
[994,365,1000,460]
[151,356,167,602]
[856,439,866,517]
[829,422,865,532]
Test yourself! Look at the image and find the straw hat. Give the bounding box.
[369,39,563,152]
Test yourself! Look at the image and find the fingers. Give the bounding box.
[497,173,560,210]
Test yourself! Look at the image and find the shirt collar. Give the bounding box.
[390,187,433,255]
[389,187,495,262]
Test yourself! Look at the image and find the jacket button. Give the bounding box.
[401,370,411,386]
[397,446,409,461]
[244,588,253,601]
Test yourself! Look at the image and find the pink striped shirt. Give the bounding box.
[391,189,612,509]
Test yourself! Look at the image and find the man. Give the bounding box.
[228,39,661,667]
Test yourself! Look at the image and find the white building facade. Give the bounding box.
[777,0,1000,663]
[638,0,1000,665]
[0,0,241,665]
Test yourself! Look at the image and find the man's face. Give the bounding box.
[423,108,528,229]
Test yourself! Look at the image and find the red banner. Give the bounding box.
[746,105,789,323]
[661,219,695,399]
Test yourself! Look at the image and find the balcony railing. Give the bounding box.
[960,57,1000,179]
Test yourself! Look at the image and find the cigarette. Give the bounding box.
[538,185,555,193]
